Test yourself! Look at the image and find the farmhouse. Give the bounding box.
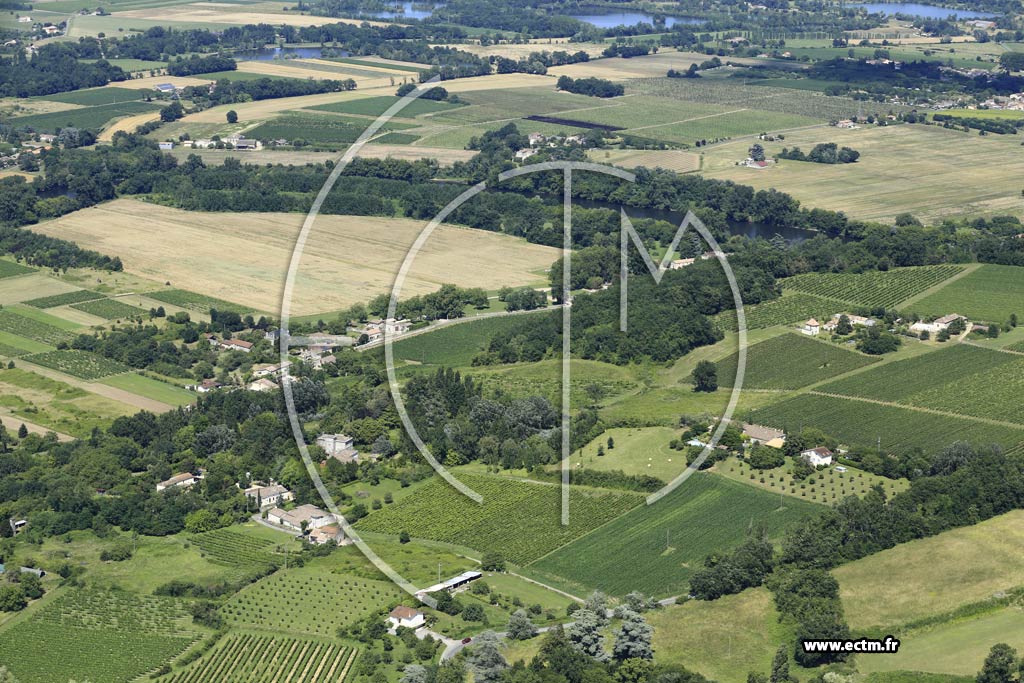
[316,433,358,461]
[247,378,278,392]
[219,338,254,353]
[801,447,834,467]
[253,361,292,378]
[910,313,966,335]
[801,318,821,335]
[153,83,178,94]
[515,148,539,161]
[823,313,876,332]
[742,423,785,445]
[266,504,334,532]
[192,378,222,393]
[388,606,426,629]
[308,524,346,546]
[158,142,173,151]
[669,258,695,270]
[157,472,198,492]
[244,483,293,508]
[384,318,412,335]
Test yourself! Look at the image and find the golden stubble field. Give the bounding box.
[35,199,559,316]
[701,123,1024,223]
[112,3,397,27]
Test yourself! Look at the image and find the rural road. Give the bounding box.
[0,414,73,442]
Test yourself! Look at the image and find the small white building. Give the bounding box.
[158,141,173,151]
[801,447,833,467]
[802,318,821,335]
[316,433,358,460]
[388,606,426,629]
[384,318,411,336]
[157,472,198,492]
[252,361,292,378]
[515,148,539,161]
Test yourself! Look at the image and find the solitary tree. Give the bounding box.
[612,609,653,661]
[507,609,537,640]
[977,643,1018,683]
[17,424,27,439]
[749,143,766,162]
[693,361,718,392]
[465,631,507,683]
[226,110,238,124]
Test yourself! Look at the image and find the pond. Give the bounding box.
[850,3,996,19]
[568,10,703,28]
[367,1,441,20]
[232,46,328,61]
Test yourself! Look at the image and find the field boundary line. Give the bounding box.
[626,108,750,132]
[507,570,585,604]
[14,357,176,413]
[963,340,1024,356]
[896,262,982,309]
[807,390,1024,430]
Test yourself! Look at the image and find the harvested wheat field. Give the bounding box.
[99,111,162,141]
[113,4,398,27]
[436,41,609,60]
[587,148,701,173]
[169,145,476,167]
[35,199,558,316]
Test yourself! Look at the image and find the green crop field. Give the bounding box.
[24,349,130,380]
[159,633,358,683]
[102,373,196,405]
[392,312,552,368]
[749,393,1024,456]
[0,309,76,346]
[23,289,104,308]
[356,473,643,565]
[0,366,135,436]
[146,288,254,314]
[191,528,279,571]
[247,113,413,145]
[0,259,36,279]
[528,472,821,597]
[0,341,32,357]
[911,264,1024,322]
[8,101,161,133]
[221,567,402,637]
[781,265,965,309]
[715,291,840,331]
[71,297,148,320]
[714,333,879,390]
[38,87,154,106]
[0,588,200,683]
[427,88,608,127]
[307,95,464,118]
[466,358,638,407]
[819,345,1024,425]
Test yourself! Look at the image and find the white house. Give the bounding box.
[388,606,425,629]
[253,361,292,378]
[801,447,833,467]
[158,141,173,150]
[157,472,198,492]
[316,433,359,462]
[384,318,411,336]
[266,504,333,532]
[910,313,965,335]
[244,483,293,508]
[515,148,539,161]
[802,318,821,335]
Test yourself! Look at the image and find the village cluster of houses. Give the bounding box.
[801,312,967,337]
[515,132,588,161]
[973,93,1024,112]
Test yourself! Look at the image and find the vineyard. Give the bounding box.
[781,265,965,310]
[71,297,148,320]
[0,589,200,683]
[0,342,29,357]
[911,264,1024,322]
[221,568,402,637]
[23,290,104,308]
[0,309,74,345]
[192,528,280,570]
[715,292,839,331]
[749,394,1024,456]
[160,634,358,683]
[356,474,643,565]
[818,345,1024,423]
[528,473,821,597]
[24,349,130,380]
[714,333,879,390]
[147,288,254,314]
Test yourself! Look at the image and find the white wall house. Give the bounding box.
[801,447,833,467]
[388,606,426,629]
